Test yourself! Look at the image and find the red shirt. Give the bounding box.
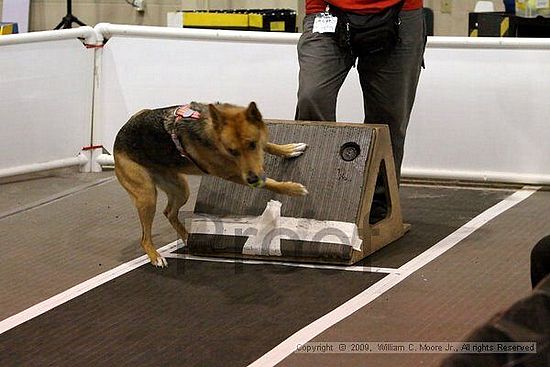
[306,0,423,14]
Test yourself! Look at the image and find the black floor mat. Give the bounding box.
[361,185,511,268]
[0,185,513,367]
[0,259,384,367]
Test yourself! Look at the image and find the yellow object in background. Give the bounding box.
[269,21,285,32]
[516,0,550,18]
[183,12,249,29]
[0,23,17,35]
[500,17,510,36]
[249,14,263,29]
[172,9,296,33]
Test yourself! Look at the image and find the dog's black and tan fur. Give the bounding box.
[114,102,307,267]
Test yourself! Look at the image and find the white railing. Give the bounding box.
[428,36,550,49]
[0,26,97,46]
[94,23,299,44]
[0,155,89,178]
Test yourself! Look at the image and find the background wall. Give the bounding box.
[0,0,506,35]
[0,0,302,31]
[89,29,550,184]
[2,25,550,183]
[0,37,94,175]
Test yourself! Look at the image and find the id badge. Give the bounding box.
[312,12,338,34]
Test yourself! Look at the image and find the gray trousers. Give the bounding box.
[295,9,426,182]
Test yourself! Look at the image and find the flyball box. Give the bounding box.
[187,120,409,265]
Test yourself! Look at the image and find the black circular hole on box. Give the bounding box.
[340,142,361,162]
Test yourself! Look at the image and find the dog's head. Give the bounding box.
[209,102,268,188]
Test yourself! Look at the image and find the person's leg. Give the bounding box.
[531,235,550,289]
[356,8,425,224]
[295,14,355,121]
[357,8,426,183]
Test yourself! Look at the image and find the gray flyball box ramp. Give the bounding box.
[188,120,408,265]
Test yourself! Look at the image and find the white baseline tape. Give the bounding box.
[247,186,539,367]
[0,240,181,335]
[163,253,401,274]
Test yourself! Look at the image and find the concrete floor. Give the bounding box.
[0,169,548,367]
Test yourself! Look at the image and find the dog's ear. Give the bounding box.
[209,104,225,130]
[246,102,263,124]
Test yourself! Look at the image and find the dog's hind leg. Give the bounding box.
[156,171,190,245]
[265,142,307,158]
[135,191,166,267]
[114,152,167,268]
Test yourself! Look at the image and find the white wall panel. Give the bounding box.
[0,39,94,173]
[404,43,550,183]
[94,32,363,153]
[94,28,550,184]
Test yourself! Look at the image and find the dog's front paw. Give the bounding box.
[282,182,309,196]
[150,254,168,268]
[287,143,308,158]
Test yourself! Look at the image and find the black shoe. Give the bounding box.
[369,201,388,224]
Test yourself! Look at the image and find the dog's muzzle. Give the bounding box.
[246,172,266,188]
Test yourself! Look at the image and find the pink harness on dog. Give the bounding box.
[170,104,209,174]
[174,104,201,120]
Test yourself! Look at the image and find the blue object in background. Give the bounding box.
[503,0,515,13]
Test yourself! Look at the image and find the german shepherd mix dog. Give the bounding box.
[114,102,308,267]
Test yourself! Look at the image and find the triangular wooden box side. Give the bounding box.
[187,120,408,265]
[351,125,408,263]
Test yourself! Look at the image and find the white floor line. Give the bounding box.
[400,182,528,192]
[162,253,402,274]
[0,240,180,335]
[247,186,539,367]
